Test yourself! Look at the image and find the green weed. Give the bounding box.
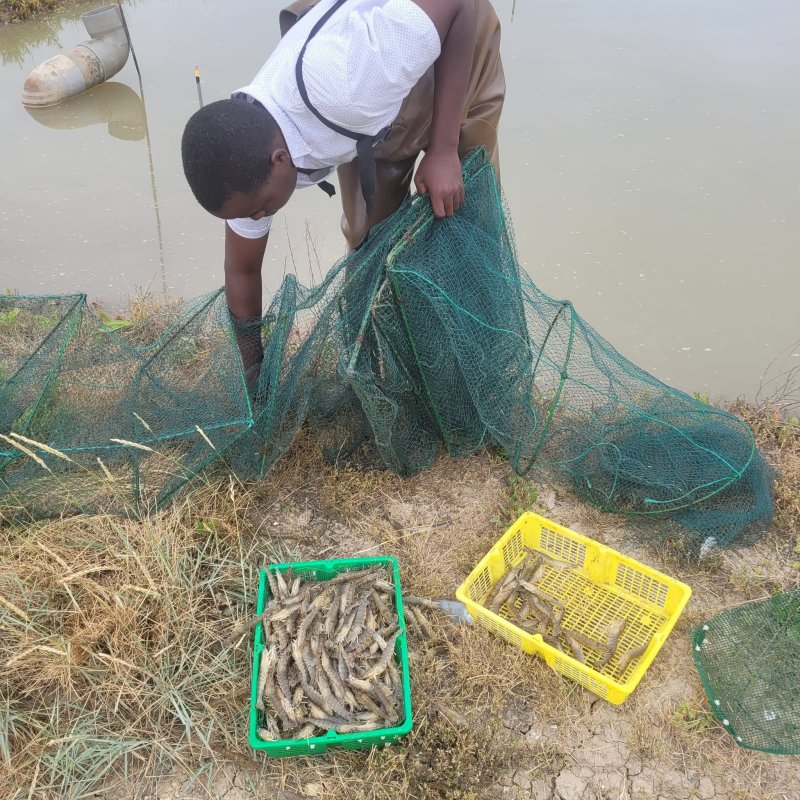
[493,473,537,528]
[671,701,719,734]
[98,311,133,333]
[0,308,20,329]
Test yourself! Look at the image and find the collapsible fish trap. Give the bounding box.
[0,149,772,556]
[249,556,412,756]
[692,589,800,754]
[456,513,691,704]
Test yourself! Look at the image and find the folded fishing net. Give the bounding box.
[692,590,800,754]
[0,149,772,551]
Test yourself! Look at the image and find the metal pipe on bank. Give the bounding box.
[21,4,131,107]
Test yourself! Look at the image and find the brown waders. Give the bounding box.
[280,0,505,250]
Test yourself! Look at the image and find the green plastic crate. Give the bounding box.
[248,556,413,756]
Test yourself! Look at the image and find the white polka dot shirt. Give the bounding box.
[227,0,440,239]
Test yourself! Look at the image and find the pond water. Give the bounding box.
[0,0,798,400]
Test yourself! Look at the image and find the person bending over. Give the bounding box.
[181,0,504,378]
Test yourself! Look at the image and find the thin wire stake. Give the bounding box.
[195,64,204,108]
[113,2,167,297]
[115,1,141,82]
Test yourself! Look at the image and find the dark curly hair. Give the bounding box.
[181,98,281,213]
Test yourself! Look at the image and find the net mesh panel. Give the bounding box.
[692,590,800,754]
[0,150,773,549]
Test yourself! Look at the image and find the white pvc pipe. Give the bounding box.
[21,5,131,108]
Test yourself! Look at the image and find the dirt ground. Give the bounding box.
[94,435,799,800]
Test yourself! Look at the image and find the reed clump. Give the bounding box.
[2,0,63,25]
[0,502,258,798]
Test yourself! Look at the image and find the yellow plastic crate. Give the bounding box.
[456,512,691,704]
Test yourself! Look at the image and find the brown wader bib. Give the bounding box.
[280,0,505,250]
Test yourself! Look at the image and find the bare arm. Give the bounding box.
[224,224,268,388]
[411,0,477,218]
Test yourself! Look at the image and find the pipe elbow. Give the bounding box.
[22,5,130,108]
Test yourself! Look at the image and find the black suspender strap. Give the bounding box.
[295,0,390,221]
[298,170,337,197]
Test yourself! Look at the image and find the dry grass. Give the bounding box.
[2,395,800,798]
[730,400,800,551]
[0,0,63,24]
[0,441,528,800]
[0,494,263,799]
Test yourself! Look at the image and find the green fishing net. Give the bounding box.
[692,590,800,754]
[0,149,772,551]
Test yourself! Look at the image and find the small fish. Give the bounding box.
[339,582,354,617]
[596,619,628,669]
[566,629,608,654]
[436,704,468,728]
[409,605,432,639]
[617,642,648,674]
[295,723,316,739]
[402,595,440,611]
[252,566,403,739]
[345,594,370,644]
[361,630,401,680]
[255,646,273,711]
[403,608,424,639]
[335,608,358,645]
[542,633,565,653]
[519,553,542,583]
[489,570,520,614]
[265,569,279,599]
[276,650,292,702]
[296,606,320,650]
[606,619,627,652]
[563,632,586,664]
[325,592,340,637]
[274,568,289,597]
[372,589,394,623]
[518,579,565,610]
[524,547,574,570]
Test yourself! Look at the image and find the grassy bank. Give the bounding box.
[0,0,94,67]
[1,1,65,25]
[1,282,798,799]
[1,393,799,799]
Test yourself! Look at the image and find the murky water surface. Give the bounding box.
[1,0,798,398]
